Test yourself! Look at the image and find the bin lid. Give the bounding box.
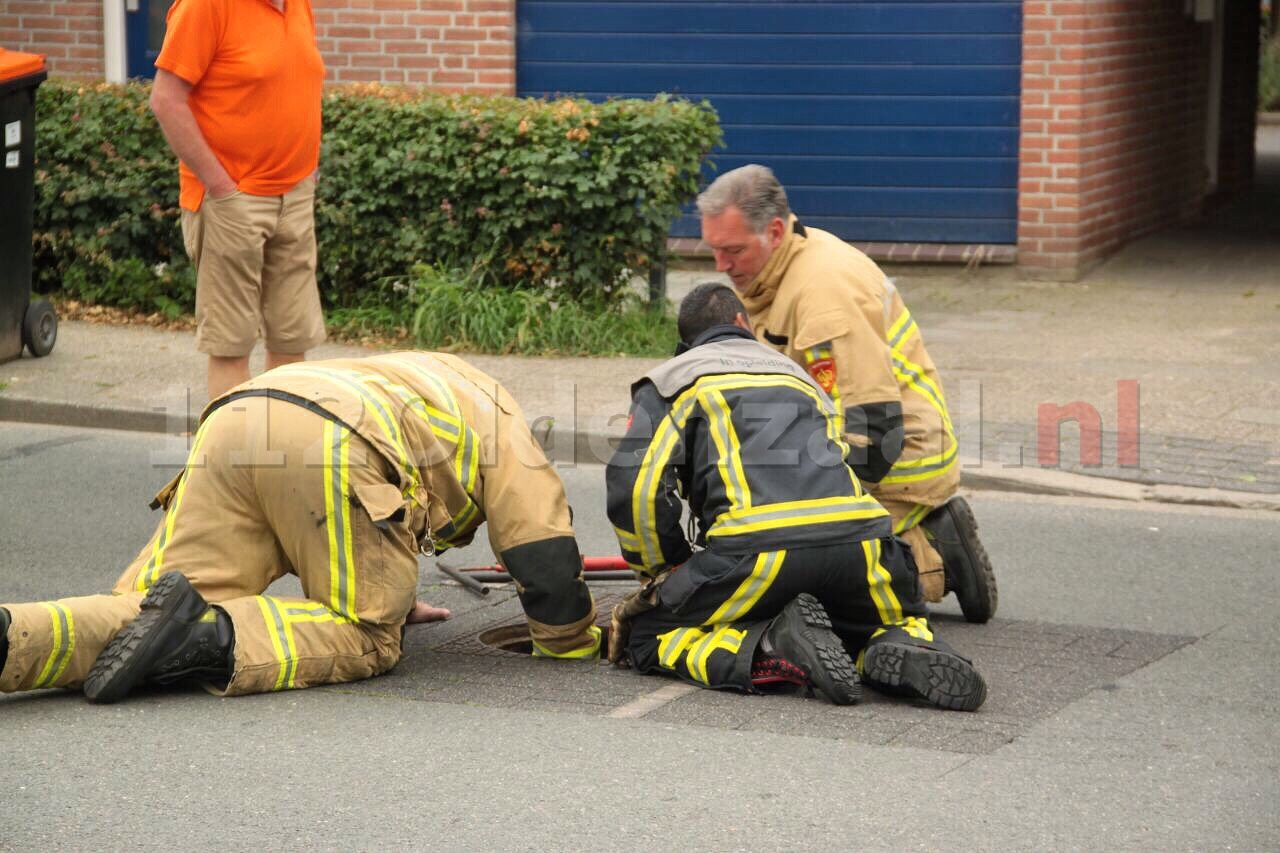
[0,48,46,83]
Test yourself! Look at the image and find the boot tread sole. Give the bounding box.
[863,641,987,712]
[83,573,200,704]
[789,594,862,706]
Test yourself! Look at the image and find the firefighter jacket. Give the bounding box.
[204,352,598,657]
[606,326,892,577]
[737,217,959,505]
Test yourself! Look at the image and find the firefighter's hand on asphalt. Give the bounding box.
[406,601,452,624]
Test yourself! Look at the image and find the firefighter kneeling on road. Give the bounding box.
[698,164,997,623]
[0,352,600,702]
[605,284,986,710]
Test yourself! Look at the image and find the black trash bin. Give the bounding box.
[0,47,56,364]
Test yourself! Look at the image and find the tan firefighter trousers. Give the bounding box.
[1,395,419,696]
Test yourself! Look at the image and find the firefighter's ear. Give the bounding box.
[733,311,752,332]
[674,340,691,356]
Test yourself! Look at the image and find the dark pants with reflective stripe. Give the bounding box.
[627,536,933,692]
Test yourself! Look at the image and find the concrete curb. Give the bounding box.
[2,395,1276,513]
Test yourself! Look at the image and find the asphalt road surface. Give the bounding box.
[1,422,1276,851]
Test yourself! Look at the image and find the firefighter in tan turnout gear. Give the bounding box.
[698,164,998,623]
[604,284,986,711]
[0,353,599,702]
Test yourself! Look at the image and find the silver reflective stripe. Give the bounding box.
[34,604,74,688]
[328,426,352,619]
[264,597,297,689]
[711,498,883,535]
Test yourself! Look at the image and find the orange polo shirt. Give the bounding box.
[156,0,324,211]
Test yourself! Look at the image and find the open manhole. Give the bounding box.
[478,622,614,656]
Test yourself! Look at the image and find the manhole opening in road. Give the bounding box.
[478,622,614,656]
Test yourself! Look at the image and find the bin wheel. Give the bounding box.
[22,300,57,358]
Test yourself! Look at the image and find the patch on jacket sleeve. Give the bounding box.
[803,344,838,394]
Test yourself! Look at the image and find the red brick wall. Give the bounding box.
[0,1,515,93]
[313,0,515,92]
[1018,2,1212,279]
[0,1,105,79]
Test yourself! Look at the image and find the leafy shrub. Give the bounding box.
[317,85,720,307]
[33,81,193,316]
[32,80,722,329]
[1261,33,1280,112]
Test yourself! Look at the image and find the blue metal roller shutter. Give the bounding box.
[516,1,1021,244]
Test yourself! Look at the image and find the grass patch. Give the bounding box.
[403,264,677,357]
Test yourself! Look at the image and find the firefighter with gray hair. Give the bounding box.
[697,164,998,623]
[604,283,987,711]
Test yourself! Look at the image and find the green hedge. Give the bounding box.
[32,80,722,316]
[33,81,192,315]
[1262,33,1280,112]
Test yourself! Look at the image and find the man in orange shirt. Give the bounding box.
[151,0,327,398]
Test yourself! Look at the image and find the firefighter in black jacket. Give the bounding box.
[605,284,986,710]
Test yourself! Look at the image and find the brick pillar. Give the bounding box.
[0,1,105,79]
[1018,1,1212,280]
[313,0,515,93]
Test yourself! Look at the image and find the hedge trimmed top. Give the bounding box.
[33,80,723,314]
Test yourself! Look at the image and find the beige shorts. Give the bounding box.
[182,179,327,358]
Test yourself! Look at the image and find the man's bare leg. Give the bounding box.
[208,354,251,399]
[265,350,306,372]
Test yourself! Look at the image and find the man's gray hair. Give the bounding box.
[696,164,790,234]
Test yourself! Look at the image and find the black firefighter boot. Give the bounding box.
[861,636,987,712]
[753,594,861,705]
[84,572,233,704]
[922,496,999,623]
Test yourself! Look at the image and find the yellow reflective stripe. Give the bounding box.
[701,388,752,512]
[887,307,954,435]
[657,627,702,669]
[899,615,934,642]
[894,503,932,535]
[323,421,359,623]
[706,550,785,625]
[255,596,298,691]
[376,375,483,530]
[880,446,959,486]
[283,604,352,625]
[384,355,463,417]
[612,525,643,551]
[137,419,214,591]
[34,603,75,688]
[383,357,486,499]
[532,625,602,660]
[709,372,848,452]
[633,396,695,566]
[709,496,888,539]
[287,366,420,496]
[865,615,934,647]
[687,625,745,685]
[891,352,954,435]
[632,372,851,567]
[685,630,718,684]
[863,538,903,624]
[886,309,913,350]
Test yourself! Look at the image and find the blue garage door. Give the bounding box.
[517,1,1021,244]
